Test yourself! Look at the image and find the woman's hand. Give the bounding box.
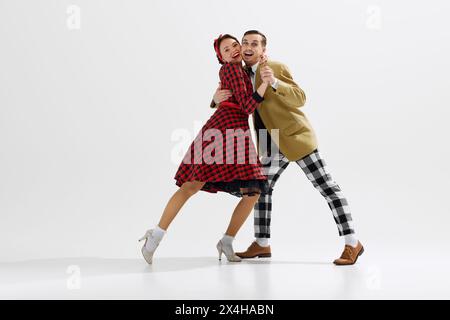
[260,53,268,66]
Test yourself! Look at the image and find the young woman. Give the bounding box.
[139,34,271,263]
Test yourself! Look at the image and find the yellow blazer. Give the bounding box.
[253,61,318,161]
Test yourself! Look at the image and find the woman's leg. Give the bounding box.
[158,180,206,230]
[140,180,206,265]
[225,193,260,237]
[217,193,260,262]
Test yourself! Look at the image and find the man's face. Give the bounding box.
[241,34,266,66]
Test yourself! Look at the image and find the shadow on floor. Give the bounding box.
[0,256,332,285]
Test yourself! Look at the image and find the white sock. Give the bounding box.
[153,226,166,241]
[221,234,234,245]
[145,226,165,251]
[344,234,358,248]
[256,238,269,247]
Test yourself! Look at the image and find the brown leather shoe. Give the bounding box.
[333,241,364,265]
[236,241,271,259]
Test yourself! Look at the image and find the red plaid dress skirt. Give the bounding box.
[174,63,269,197]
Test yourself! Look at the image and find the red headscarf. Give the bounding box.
[214,34,224,64]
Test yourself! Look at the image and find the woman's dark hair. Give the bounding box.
[214,34,240,64]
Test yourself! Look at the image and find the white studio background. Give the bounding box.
[1,0,449,265]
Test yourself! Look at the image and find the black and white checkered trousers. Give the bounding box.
[255,148,355,238]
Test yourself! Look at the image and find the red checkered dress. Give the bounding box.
[174,62,269,197]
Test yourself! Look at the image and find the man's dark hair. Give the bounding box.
[243,30,267,47]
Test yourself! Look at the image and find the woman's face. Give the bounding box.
[219,38,242,63]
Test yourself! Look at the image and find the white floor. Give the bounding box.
[1,250,450,299]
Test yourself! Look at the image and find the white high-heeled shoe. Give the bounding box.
[138,229,160,265]
[216,240,241,262]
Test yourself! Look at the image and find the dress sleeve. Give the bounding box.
[219,63,264,115]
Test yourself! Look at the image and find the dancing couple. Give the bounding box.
[139,30,364,266]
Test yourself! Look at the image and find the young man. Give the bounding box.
[212,30,364,265]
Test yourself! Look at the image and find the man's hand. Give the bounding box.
[213,82,232,104]
[260,66,276,85]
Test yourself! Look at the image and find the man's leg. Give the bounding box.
[254,151,290,239]
[295,149,355,236]
[236,151,290,259]
[295,149,364,265]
